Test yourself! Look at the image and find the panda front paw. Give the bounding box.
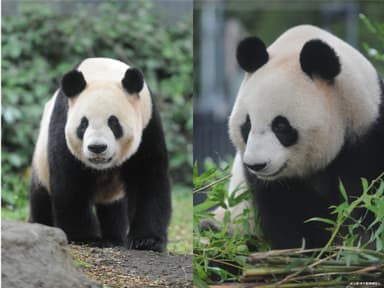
[127,236,166,252]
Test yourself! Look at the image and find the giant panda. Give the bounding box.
[227,25,384,249]
[29,57,171,252]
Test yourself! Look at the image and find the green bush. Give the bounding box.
[2,1,192,212]
[360,14,384,74]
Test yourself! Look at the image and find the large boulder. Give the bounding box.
[2,220,100,288]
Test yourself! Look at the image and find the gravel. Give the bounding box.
[70,245,192,288]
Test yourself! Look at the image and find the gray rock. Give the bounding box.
[1,220,100,288]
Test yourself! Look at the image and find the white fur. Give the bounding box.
[229,25,381,180]
[33,58,153,192]
[32,91,58,190]
[67,58,152,170]
[65,83,143,170]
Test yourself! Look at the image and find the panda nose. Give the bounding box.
[88,144,107,154]
[245,162,267,172]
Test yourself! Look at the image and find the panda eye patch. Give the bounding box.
[77,117,88,139]
[271,116,298,147]
[241,114,251,143]
[108,116,123,139]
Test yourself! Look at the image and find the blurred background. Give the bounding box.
[193,0,384,204]
[2,0,193,253]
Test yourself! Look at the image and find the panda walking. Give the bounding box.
[29,58,171,252]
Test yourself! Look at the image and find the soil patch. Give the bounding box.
[70,245,192,287]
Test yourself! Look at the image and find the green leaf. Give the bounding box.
[194,200,218,214]
[339,180,348,202]
[361,178,369,191]
[305,217,336,226]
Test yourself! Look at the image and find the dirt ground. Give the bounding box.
[70,245,192,288]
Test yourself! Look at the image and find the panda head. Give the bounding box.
[230,25,381,180]
[62,58,152,170]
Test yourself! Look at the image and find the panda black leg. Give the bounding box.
[120,106,171,252]
[96,199,128,246]
[252,177,332,249]
[49,157,100,243]
[51,192,100,243]
[29,177,53,226]
[126,175,171,252]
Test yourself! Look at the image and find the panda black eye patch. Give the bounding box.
[271,116,298,147]
[77,117,88,140]
[108,116,123,139]
[241,114,251,143]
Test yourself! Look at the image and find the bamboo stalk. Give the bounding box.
[248,246,384,263]
[252,280,349,288]
[273,251,338,286]
[243,264,365,278]
[284,270,382,282]
[193,175,231,194]
[248,248,322,262]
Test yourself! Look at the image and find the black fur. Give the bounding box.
[96,198,128,245]
[61,70,87,97]
[244,78,384,249]
[240,114,251,143]
[76,117,88,139]
[122,68,144,94]
[271,115,298,147]
[300,39,341,81]
[245,162,266,172]
[121,101,171,251]
[237,37,269,73]
[28,170,53,226]
[29,86,171,252]
[108,115,123,139]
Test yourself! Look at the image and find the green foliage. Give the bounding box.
[360,14,384,74]
[1,172,29,221]
[2,1,192,210]
[308,174,384,258]
[193,160,268,285]
[242,246,384,286]
[194,161,384,286]
[168,186,193,254]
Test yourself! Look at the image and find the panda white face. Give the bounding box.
[65,84,143,170]
[230,69,345,180]
[60,58,152,171]
[231,26,382,181]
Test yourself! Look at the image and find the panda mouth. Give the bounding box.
[253,162,287,179]
[88,156,113,164]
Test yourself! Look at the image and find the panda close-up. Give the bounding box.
[228,25,384,249]
[29,58,171,252]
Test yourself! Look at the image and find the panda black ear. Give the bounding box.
[300,39,341,81]
[236,36,269,73]
[61,70,87,98]
[122,68,144,95]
